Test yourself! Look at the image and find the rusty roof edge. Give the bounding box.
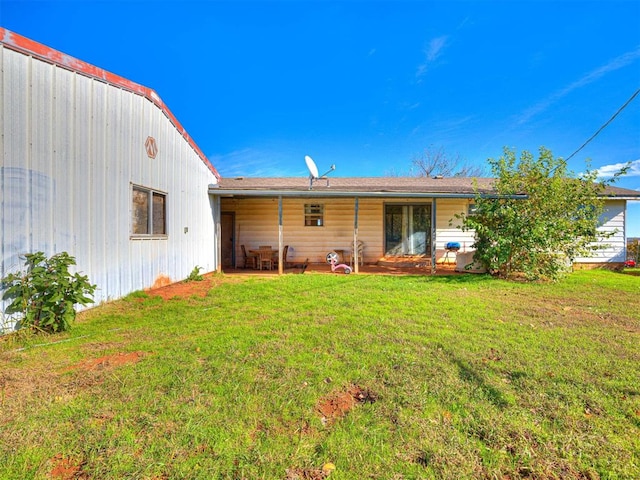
[0,27,220,181]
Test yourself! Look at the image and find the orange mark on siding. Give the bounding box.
[151,274,172,290]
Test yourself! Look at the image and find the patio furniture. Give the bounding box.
[282,245,293,268]
[241,245,258,269]
[253,247,275,270]
[347,241,365,266]
[443,242,461,264]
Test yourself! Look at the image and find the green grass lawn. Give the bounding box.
[1,270,639,479]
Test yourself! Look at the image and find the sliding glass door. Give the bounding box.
[384,204,431,256]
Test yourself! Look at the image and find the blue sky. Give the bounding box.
[3,0,640,234]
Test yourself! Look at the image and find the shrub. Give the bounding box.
[185,266,204,282]
[1,252,96,333]
[458,147,627,281]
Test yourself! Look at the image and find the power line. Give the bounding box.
[566,88,640,161]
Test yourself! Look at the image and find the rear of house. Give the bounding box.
[1,29,220,331]
[2,29,638,332]
[212,177,639,271]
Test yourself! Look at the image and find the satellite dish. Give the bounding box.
[305,155,336,190]
[305,155,319,179]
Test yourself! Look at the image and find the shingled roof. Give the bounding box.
[213,176,640,199]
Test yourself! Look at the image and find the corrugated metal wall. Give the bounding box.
[1,45,219,330]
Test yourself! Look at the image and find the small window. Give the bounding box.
[467,203,478,216]
[132,185,167,236]
[304,204,324,227]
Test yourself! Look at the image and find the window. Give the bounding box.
[467,203,478,215]
[304,204,324,226]
[132,185,166,236]
[384,204,431,256]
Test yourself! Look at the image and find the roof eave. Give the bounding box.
[209,187,524,199]
[603,195,640,201]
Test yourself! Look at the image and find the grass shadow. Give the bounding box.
[387,273,494,285]
[445,350,511,409]
[619,268,640,277]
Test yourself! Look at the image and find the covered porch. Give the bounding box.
[209,176,489,276]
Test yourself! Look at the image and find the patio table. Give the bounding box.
[250,248,278,270]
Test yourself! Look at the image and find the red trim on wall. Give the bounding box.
[0,27,220,179]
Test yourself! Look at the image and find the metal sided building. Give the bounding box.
[1,28,221,330]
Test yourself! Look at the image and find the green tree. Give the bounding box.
[459,147,627,280]
[1,251,96,333]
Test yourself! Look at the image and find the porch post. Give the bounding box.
[278,195,284,275]
[431,198,437,275]
[354,197,359,273]
[213,195,222,273]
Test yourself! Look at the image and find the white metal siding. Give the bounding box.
[1,46,218,330]
[434,198,476,253]
[574,200,626,264]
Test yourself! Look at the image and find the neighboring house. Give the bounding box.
[1,29,221,331]
[210,176,640,271]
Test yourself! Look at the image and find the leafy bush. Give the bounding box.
[458,147,627,281]
[185,266,204,282]
[1,251,96,333]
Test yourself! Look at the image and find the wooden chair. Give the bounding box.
[356,241,364,266]
[258,248,273,270]
[241,245,258,269]
[350,241,365,266]
[282,245,292,268]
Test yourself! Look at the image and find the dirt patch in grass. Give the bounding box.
[49,454,88,479]
[285,466,331,480]
[146,272,247,300]
[66,351,147,372]
[0,351,147,410]
[148,279,212,300]
[0,365,60,403]
[316,384,377,426]
[287,385,375,478]
[286,380,374,480]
